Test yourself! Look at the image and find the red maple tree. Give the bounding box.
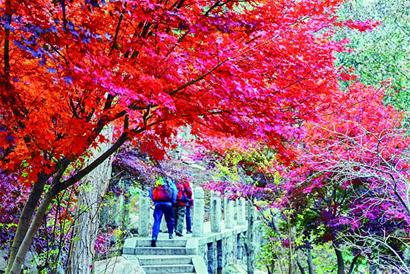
[0,0,372,272]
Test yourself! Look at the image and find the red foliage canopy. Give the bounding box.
[0,0,363,182]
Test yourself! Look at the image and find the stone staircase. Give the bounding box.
[123,237,207,274]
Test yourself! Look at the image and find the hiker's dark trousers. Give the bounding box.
[152,203,174,239]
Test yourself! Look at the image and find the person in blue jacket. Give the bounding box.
[149,176,177,247]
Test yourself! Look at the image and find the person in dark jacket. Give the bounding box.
[174,178,192,236]
[185,181,193,234]
[149,176,177,247]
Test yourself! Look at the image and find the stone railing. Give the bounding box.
[137,186,248,237]
[136,186,261,274]
[192,188,253,273]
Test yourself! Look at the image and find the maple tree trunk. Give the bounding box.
[9,189,56,274]
[306,244,314,274]
[334,244,345,274]
[7,132,128,273]
[67,126,113,274]
[5,174,47,273]
[67,176,111,274]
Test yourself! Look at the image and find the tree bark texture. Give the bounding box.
[334,244,345,274]
[67,126,114,274]
[9,191,55,274]
[5,175,47,273]
[306,244,314,274]
[7,128,126,273]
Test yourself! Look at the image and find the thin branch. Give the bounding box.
[296,258,306,274]
[57,132,128,192]
[57,116,130,192]
[143,104,152,126]
[347,254,360,274]
[3,0,12,79]
[59,0,67,31]
[110,10,125,54]
[204,0,223,16]
[168,58,230,96]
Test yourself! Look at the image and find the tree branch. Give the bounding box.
[9,191,55,274]
[57,132,128,192]
[5,173,49,273]
[110,10,125,54]
[296,258,306,274]
[59,0,67,31]
[3,0,12,79]
[347,254,360,274]
[57,116,130,193]
[168,58,229,96]
[204,0,223,16]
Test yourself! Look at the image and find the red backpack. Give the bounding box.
[177,183,190,203]
[152,185,172,202]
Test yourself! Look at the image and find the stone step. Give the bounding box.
[136,239,187,247]
[142,264,195,273]
[133,247,188,256]
[137,255,193,265]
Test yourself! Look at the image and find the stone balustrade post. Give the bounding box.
[234,199,239,224]
[210,192,222,233]
[193,186,205,237]
[246,200,257,272]
[223,197,228,227]
[236,198,246,225]
[224,199,235,229]
[139,191,151,237]
[241,198,247,224]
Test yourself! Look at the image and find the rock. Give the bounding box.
[93,256,145,274]
[224,263,266,274]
